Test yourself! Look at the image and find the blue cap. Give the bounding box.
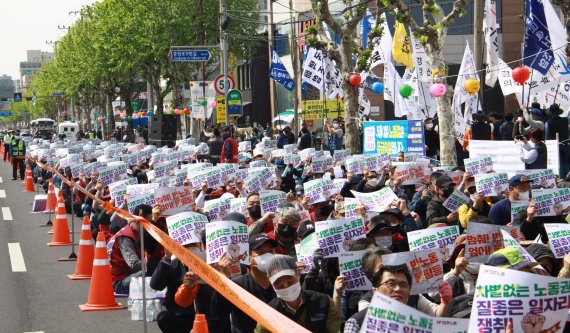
[530,108,544,120]
[509,174,530,187]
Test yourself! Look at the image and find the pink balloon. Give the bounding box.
[430,83,446,97]
[132,113,138,119]
[174,108,180,115]
[208,100,217,108]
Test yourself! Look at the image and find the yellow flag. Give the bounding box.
[392,22,413,69]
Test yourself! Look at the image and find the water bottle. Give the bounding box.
[131,300,143,321]
[146,300,155,322]
[127,297,133,311]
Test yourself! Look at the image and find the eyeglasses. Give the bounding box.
[380,280,410,290]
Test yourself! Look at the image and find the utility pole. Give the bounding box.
[268,0,277,122]
[474,0,484,102]
[289,0,300,135]
[220,0,230,125]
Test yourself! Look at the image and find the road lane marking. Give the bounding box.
[0,190,6,198]
[8,243,27,272]
[24,332,44,333]
[2,207,12,220]
[0,176,3,183]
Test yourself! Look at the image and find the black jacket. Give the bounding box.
[298,133,312,150]
[525,142,547,170]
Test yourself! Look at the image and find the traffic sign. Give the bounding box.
[226,90,243,116]
[13,93,22,102]
[213,75,235,95]
[53,92,65,97]
[171,49,211,62]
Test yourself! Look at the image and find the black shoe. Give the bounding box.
[12,178,17,180]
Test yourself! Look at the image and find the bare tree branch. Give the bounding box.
[442,0,468,27]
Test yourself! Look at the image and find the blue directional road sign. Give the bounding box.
[171,49,211,62]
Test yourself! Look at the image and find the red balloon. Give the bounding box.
[512,66,531,84]
[141,111,147,116]
[184,107,190,115]
[349,74,362,87]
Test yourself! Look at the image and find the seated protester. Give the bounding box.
[445,294,473,319]
[409,171,444,228]
[296,219,315,244]
[526,243,560,277]
[153,234,210,333]
[210,233,277,333]
[255,255,341,333]
[488,174,531,225]
[486,248,540,273]
[345,265,453,332]
[302,249,340,299]
[267,206,300,258]
[353,169,386,193]
[381,199,421,233]
[109,204,163,295]
[339,173,364,198]
[280,162,302,193]
[426,175,458,226]
[510,198,566,243]
[308,200,335,222]
[442,234,479,296]
[365,214,408,253]
[246,192,276,236]
[458,184,492,230]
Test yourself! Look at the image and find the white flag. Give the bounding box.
[301,48,324,92]
[453,43,479,137]
[369,13,393,69]
[497,58,519,96]
[384,61,404,117]
[358,88,370,118]
[483,0,499,87]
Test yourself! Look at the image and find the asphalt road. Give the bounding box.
[0,160,160,333]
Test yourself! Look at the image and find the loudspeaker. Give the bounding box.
[149,114,177,147]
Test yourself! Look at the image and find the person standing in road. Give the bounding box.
[207,128,224,165]
[10,131,25,180]
[221,126,238,163]
[4,130,12,161]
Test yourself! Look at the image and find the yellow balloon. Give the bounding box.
[464,78,480,96]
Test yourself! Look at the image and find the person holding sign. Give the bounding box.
[427,175,458,226]
[488,174,531,226]
[516,128,548,170]
[458,184,492,229]
[255,254,341,333]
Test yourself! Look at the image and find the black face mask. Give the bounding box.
[318,203,334,217]
[442,187,455,198]
[277,223,296,238]
[248,205,262,219]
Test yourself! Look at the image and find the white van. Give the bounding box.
[57,122,80,141]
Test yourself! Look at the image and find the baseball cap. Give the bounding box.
[267,254,297,284]
[366,215,396,235]
[297,220,315,240]
[223,212,247,225]
[447,294,473,318]
[486,248,540,271]
[436,175,455,188]
[444,234,468,266]
[509,174,530,188]
[249,233,277,251]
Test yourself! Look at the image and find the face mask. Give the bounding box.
[318,204,334,217]
[442,187,454,198]
[333,123,339,129]
[252,253,274,273]
[367,179,379,187]
[517,190,530,201]
[222,134,229,140]
[470,194,478,202]
[426,123,434,130]
[277,223,296,238]
[248,205,262,219]
[274,281,302,302]
[375,236,392,248]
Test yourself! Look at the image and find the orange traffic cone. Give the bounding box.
[79,232,125,312]
[23,165,35,192]
[48,191,64,234]
[48,196,72,246]
[68,216,95,280]
[193,314,209,333]
[44,179,57,213]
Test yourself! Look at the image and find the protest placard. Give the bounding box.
[362,120,426,156]
[127,183,160,196]
[186,163,212,175]
[154,186,194,216]
[447,171,464,187]
[238,141,251,152]
[338,250,372,291]
[544,223,570,258]
[153,176,171,187]
[510,200,530,224]
[205,220,249,265]
[343,198,360,219]
[203,197,231,221]
[475,172,509,196]
[394,163,426,185]
[333,149,351,163]
[351,187,398,213]
[295,233,318,274]
[299,148,315,162]
[469,265,570,333]
[166,212,208,246]
[517,169,557,189]
[283,144,296,154]
[127,191,157,214]
[283,154,301,166]
[533,188,570,216]
[333,166,344,179]
[270,149,286,159]
[245,167,274,192]
[263,139,277,150]
[361,292,433,333]
[501,230,549,275]
[321,178,338,198]
[442,190,470,212]
[259,190,286,216]
[407,226,460,261]
[249,160,267,168]
[315,218,366,258]
[432,318,469,333]
[154,160,177,178]
[170,167,189,187]
[108,178,138,208]
[333,178,347,194]
[311,156,333,174]
[465,156,494,175]
[70,163,84,179]
[344,157,361,174]
[230,198,249,219]
[382,250,444,294]
[304,179,327,205]
[465,223,522,263]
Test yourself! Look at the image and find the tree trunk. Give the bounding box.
[339,28,362,154]
[427,50,457,166]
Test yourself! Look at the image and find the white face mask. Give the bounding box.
[367,178,379,187]
[426,123,434,130]
[375,236,392,248]
[333,123,339,129]
[470,194,478,202]
[274,281,302,302]
[517,190,530,201]
[251,253,274,273]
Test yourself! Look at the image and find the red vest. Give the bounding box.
[221,137,238,163]
[108,224,140,282]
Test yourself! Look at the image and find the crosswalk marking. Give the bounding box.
[2,207,13,220]
[0,190,6,198]
[8,243,27,272]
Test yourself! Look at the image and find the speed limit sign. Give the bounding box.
[214,75,235,95]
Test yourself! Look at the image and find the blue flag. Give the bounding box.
[360,9,375,49]
[269,48,295,91]
[523,0,554,75]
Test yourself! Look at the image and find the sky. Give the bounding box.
[0,0,98,79]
